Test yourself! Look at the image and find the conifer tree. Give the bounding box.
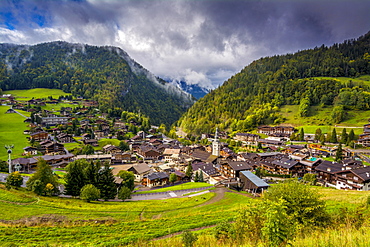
[335,144,343,161]
[84,161,101,187]
[314,128,322,142]
[348,129,355,142]
[64,159,87,197]
[341,128,348,144]
[97,163,117,200]
[194,171,199,182]
[330,128,338,143]
[198,171,204,182]
[185,163,193,178]
[299,128,305,141]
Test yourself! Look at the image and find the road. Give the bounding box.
[0,173,29,187]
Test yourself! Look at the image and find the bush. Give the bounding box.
[80,184,100,202]
[118,186,131,201]
[182,230,198,247]
[6,171,23,189]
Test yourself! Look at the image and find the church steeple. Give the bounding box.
[212,127,220,156]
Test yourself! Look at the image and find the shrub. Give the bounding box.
[80,184,100,202]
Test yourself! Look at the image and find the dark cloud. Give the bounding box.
[1,0,370,88]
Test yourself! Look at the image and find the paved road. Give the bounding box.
[128,187,213,201]
[0,173,29,187]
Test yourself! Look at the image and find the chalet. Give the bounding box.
[57,133,74,143]
[189,150,218,164]
[162,148,181,163]
[5,108,16,113]
[103,144,121,154]
[41,116,69,126]
[271,158,303,176]
[220,147,236,160]
[30,131,48,141]
[300,157,321,173]
[315,161,343,187]
[11,157,38,172]
[142,172,169,187]
[93,130,106,139]
[173,170,187,181]
[128,163,152,182]
[191,162,222,184]
[40,142,65,154]
[219,161,252,179]
[74,154,112,163]
[23,146,38,156]
[257,138,284,147]
[137,146,161,161]
[237,152,259,161]
[257,125,295,137]
[81,133,92,140]
[149,139,163,146]
[240,171,270,194]
[23,129,30,135]
[335,166,370,191]
[234,133,260,144]
[83,139,98,146]
[112,152,132,164]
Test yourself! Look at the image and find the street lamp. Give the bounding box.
[4,145,14,173]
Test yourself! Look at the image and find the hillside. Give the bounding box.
[0,42,194,125]
[178,31,370,135]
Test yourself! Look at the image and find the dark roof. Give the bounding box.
[315,160,343,173]
[192,162,218,176]
[145,172,169,180]
[226,161,252,171]
[272,158,299,169]
[350,166,370,182]
[191,150,213,162]
[239,152,259,160]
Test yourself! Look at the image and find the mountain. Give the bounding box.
[178,31,370,135]
[168,80,210,99]
[0,42,194,125]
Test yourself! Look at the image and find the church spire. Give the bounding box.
[212,127,220,156]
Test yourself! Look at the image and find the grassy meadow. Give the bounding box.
[134,182,212,194]
[0,185,252,246]
[4,88,70,101]
[1,185,370,246]
[279,105,366,134]
[0,105,30,160]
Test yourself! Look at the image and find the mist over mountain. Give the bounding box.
[166,79,210,99]
[0,41,194,125]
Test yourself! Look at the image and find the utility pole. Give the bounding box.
[5,145,14,173]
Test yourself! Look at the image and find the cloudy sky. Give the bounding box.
[1,0,370,89]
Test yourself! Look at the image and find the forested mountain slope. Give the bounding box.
[178,31,370,135]
[0,42,194,125]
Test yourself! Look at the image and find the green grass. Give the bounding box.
[96,138,121,150]
[134,182,213,194]
[279,105,366,134]
[4,88,70,101]
[0,105,30,161]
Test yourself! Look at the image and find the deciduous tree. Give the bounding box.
[26,158,59,195]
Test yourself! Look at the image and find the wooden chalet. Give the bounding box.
[23,146,38,156]
[57,133,74,143]
[142,172,169,187]
[271,158,304,176]
[128,163,152,182]
[30,131,48,141]
[315,161,344,187]
[83,139,98,146]
[234,133,260,143]
[335,166,370,191]
[219,161,253,179]
[137,146,161,161]
[257,125,295,137]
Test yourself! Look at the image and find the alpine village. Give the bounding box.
[1,31,370,247]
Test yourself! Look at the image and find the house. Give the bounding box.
[41,116,69,126]
[315,161,343,187]
[83,139,98,146]
[40,141,65,154]
[239,170,270,194]
[189,150,218,164]
[103,144,121,154]
[335,166,370,191]
[271,158,304,176]
[219,161,252,179]
[192,162,221,184]
[162,148,181,163]
[23,146,38,156]
[57,133,74,143]
[137,146,161,161]
[142,172,169,187]
[112,152,132,164]
[128,163,152,182]
[257,125,295,137]
[234,133,260,144]
[30,131,49,142]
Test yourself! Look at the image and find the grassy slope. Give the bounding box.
[0,186,251,246]
[0,105,30,161]
[4,88,70,101]
[134,182,212,194]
